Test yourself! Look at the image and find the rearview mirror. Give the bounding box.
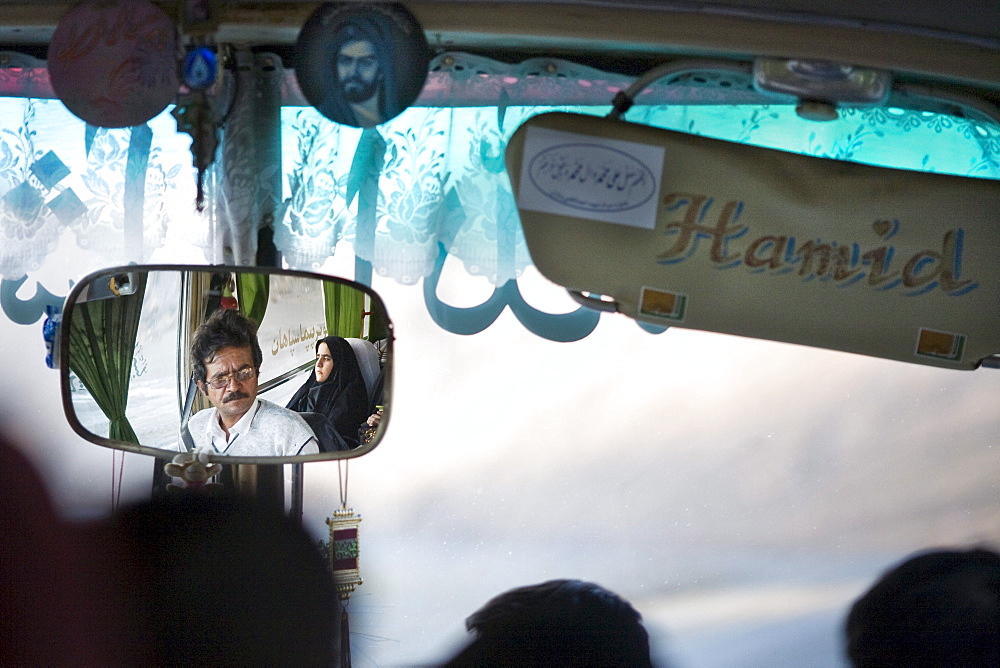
[60,266,392,463]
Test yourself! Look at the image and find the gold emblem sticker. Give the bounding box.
[639,287,687,321]
[915,328,966,362]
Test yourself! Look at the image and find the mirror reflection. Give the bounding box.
[62,266,392,462]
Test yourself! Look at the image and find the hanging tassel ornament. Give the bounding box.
[328,506,364,598]
[173,0,224,210]
[327,461,363,667]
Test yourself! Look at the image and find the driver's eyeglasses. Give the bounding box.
[206,367,256,389]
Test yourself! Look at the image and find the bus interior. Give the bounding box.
[1,1,999,665]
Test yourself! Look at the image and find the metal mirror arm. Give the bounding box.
[179,379,200,452]
[608,59,752,120]
[568,290,619,313]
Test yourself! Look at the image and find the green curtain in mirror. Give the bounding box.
[323,281,364,338]
[236,273,270,328]
[367,300,388,342]
[67,273,148,444]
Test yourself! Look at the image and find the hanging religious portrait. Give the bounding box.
[295,2,430,128]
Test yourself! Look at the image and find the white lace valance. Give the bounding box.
[2,53,998,340]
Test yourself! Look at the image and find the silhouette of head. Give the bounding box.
[445,579,653,667]
[846,547,1000,667]
[101,493,338,666]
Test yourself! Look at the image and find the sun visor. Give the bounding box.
[506,112,1000,370]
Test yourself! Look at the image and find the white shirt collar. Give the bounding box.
[207,398,261,452]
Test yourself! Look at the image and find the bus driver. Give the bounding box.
[188,309,319,457]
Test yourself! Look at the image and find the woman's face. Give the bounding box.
[315,342,334,382]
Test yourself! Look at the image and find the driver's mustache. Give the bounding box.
[223,391,250,403]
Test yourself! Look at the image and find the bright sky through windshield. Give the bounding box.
[3,235,999,667]
[1,96,998,666]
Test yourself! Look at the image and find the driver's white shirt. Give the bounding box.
[189,398,319,457]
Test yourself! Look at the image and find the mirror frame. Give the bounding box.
[59,264,394,464]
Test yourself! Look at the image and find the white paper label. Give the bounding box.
[517,125,664,229]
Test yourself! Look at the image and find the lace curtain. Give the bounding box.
[0,97,196,277]
[2,53,999,339]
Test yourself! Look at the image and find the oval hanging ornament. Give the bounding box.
[295,2,430,128]
[48,0,178,128]
[182,46,217,90]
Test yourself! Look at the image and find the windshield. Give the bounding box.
[1,52,998,667]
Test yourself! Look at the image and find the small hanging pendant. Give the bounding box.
[327,506,364,600]
[183,46,218,91]
[328,506,362,668]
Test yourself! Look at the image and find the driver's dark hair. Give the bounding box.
[99,493,338,666]
[444,579,653,667]
[190,309,263,383]
[845,547,1000,667]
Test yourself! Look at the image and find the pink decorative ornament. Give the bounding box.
[48,0,179,128]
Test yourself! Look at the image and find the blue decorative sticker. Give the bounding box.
[3,181,44,218]
[48,188,87,225]
[183,46,217,90]
[42,304,62,369]
[30,151,70,189]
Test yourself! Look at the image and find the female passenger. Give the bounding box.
[286,336,370,450]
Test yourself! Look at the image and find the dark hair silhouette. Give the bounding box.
[845,547,1000,667]
[100,492,339,667]
[444,579,653,667]
[1,432,127,665]
[190,309,263,383]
